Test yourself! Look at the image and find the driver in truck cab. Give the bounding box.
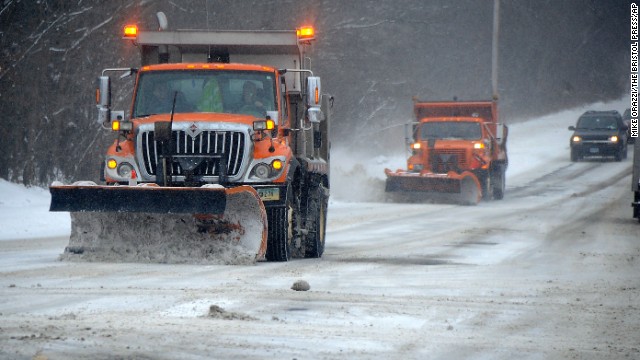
[197,77,224,113]
[239,81,265,117]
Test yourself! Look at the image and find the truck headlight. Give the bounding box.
[253,163,271,179]
[246,156,286,181]
[572,136,582,143]
[117,162,134,178]
[609,135,619,143]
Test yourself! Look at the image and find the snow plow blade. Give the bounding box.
[50,183,267,264]
[384,169,481,205]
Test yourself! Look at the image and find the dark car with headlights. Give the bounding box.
[568,110,628,162]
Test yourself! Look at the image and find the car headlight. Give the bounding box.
[609,135,619,143]
[572,136,582,143]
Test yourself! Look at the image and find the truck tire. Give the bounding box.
[492,165,506,200]
[265,184,298,261]
[304,182,327,258]
[479,171,492,201]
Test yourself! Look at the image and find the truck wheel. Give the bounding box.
[265,184,297,261]
[480,172,492,200]
[304,183,328,258]
[492,166,506,200]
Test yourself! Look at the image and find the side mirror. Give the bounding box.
[495,123,506,144]
[568,126,576,131]
[97,76,111,125]
[405,123,418,144]
[307,76,321,108]
[306,76,323,123]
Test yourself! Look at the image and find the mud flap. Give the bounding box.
[51,184,267,264]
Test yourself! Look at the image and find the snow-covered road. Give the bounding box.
[1,98,639,359]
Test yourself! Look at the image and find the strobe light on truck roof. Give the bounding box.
[123,25,138,39]
[296,26,315,41]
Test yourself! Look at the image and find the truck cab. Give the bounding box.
[104,63,291,188]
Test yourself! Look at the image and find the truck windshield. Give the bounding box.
[420,121,482,140]
[133,70,277,118]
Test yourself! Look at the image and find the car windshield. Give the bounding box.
[420,121,482,140]
[133,70,277,118]
[576,116,618,130]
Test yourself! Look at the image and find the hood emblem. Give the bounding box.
[186,123,202,138]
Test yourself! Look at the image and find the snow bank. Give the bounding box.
[0,179,70,241]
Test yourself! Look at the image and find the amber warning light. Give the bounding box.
[123,25,138,39]
[296,26,315,41]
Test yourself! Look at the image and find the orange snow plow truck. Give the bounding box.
[385,99,508,205]
[49,13,331,264]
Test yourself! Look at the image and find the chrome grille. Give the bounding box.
[140,130,245,177]
[432,148,467,173]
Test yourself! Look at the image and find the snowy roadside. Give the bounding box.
[0,179,69,241]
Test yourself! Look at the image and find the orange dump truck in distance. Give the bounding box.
[385,99,508,205]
